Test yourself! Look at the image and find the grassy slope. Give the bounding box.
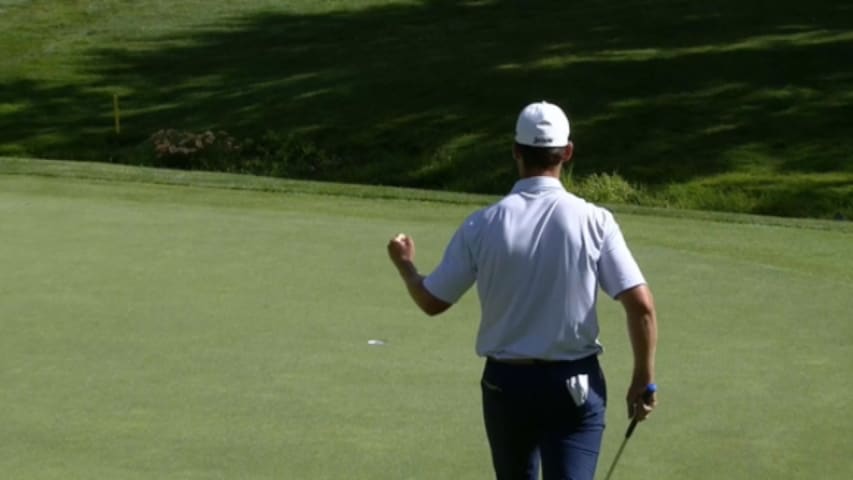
[1,161,852,479]
[1,0,851,217]
[3,156,851,232]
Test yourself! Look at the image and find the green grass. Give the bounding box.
[1,0,851,217]
[1,161,851,479]
[4,156,852,231]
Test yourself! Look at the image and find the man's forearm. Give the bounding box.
[395,260,450,316]
[621,285,658,382]
[627,308,657,381]
[396,260,429,306]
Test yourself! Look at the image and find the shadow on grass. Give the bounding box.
[1,0,852,196]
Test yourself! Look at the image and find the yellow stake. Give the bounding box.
[113,93,121,135]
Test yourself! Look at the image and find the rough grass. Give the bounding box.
[565,170,853,219]
[1,0,852,218]
[4,157,851,232]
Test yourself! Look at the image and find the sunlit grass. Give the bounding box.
[1,165,851,479]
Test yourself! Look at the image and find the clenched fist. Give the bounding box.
[387,233,416,269]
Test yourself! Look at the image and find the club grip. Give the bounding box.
[625,383,656,438]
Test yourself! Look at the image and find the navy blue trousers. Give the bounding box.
[481,355,607,480]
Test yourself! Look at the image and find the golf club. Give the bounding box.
[602,383,657,480]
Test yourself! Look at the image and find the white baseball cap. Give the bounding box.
[515,101,571,147]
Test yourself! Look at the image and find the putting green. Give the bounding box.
[0,172,850,479]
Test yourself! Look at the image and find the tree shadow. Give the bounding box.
[1,0,851,193]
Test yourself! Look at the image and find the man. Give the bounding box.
[386,101,658,480]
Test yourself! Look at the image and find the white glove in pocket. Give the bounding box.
[566,374,589,407]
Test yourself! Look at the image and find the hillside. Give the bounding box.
[1,0,851,217]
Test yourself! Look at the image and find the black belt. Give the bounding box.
[487,357,561,365]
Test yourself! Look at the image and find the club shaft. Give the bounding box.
[602,384,655,479]
[603,435,630,480]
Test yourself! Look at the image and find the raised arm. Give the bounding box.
[387,234,452,316]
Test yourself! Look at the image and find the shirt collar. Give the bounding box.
[510,176,566,194]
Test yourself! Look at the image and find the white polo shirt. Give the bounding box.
[423,176,646,360]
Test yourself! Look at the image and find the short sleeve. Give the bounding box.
[423,225,477,304]
[598,220,646,298]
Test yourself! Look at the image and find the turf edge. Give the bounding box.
[1,157,850,233]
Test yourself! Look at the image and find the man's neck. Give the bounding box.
[519,167,562,179]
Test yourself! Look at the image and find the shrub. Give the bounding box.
[251,131,343,179]
[563,171,644,204]
[145,129,344,180]
[149,129,243,171]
